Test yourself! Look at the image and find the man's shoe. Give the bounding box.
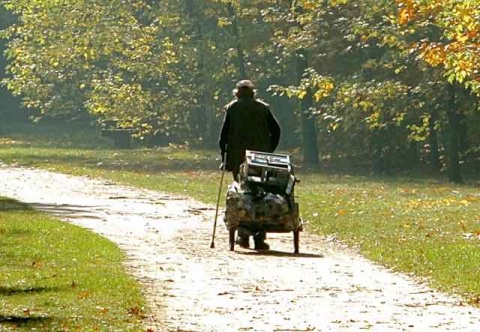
[235,236,250,249]
[254,239,270,250]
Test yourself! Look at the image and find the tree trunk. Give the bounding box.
[458,113,468,154]
[0,7,20,119]
[185,0,209,145]
[295,51,319,167]
[227,3,247,78]
[371,129,385,174]
[406,140,419,171]
[428,112,441,171]
[446,84,463,183]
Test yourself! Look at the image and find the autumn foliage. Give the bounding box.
[397,0,480,90]
[1,1,479,180]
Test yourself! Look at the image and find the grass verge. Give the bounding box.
[0,197,145,331]
[1,121,480,305]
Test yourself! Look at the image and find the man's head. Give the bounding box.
[234,79,255,98]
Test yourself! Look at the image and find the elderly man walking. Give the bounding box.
[218,79,281,250]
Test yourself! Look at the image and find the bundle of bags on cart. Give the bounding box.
[224,182,294,229]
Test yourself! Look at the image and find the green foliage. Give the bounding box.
[1,0,479,175]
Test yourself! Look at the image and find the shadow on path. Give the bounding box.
[237,250,324,258]
[30,203,104,220]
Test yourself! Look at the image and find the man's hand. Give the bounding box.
[219,149,226,170]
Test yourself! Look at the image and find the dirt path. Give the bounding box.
[1,164,479,331]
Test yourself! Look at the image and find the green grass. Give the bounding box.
[1,121,480,306]
[0,197,145,331]
[299,174,480,302]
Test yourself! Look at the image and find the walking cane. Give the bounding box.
[210,148,227,249]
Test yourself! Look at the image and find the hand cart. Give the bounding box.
[224,150,303,253]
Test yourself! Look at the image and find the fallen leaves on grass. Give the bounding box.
[127,306,146,318]
[32,261,43,269]
[336,209,347,216]
[77,290,91,299]
[97,306,109,314]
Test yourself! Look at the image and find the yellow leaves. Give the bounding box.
[398,7,414,25]
[82,48,97,61]
[31,261,43,269]
[419,44,446,67]
[398,0,480,92]
[458,199,471,206]
[97,306,109,314]
[464,195,480,203]
[127,306,145,318]
[313,81,334,102]
[382,34,400,47]
[217,17,231,27]
[77,290,91,299]
[297,90,307,100]
[365,111,381,130]
[328,0,349,6]
[406,196,472,211]
[270,75,334,102]
[336,209,347,216]
[274,68,334,102]
[360,35,369,43]
[456,32,469,44]
[299,1,318,11]
[0,138,25,145]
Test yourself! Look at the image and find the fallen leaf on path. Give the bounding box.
[217,291,232,296]
[128,306,143,317]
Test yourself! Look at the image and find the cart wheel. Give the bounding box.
[293,230,300,254]
[229,229,236,251]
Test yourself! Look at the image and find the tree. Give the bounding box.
[0,5,18,120]
[394,0,480,181]
[2,0,479,179]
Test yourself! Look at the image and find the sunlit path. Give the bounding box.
[1,164,479,331]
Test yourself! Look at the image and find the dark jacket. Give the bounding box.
[219,96,281,172]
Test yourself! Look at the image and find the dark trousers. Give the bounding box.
[238,228,266,243]
[232,165,266,245]
[232,165,240,182]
